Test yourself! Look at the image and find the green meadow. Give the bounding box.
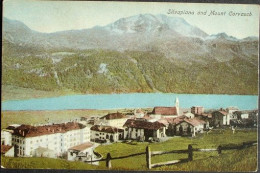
[2,129,257,171]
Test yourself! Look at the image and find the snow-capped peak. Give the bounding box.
[103,13,208,38]
[205,32,238,41]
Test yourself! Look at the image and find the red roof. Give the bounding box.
[90,125,123,133]
[152,107,177,115]
[123,119,165,130]
[157,119,169,126]
[1,145,12,154]
[13,122,86,137]
[68,142,93,151]
[167,115,186,125]
[101,112,126,120]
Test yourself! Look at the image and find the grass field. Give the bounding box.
[1,129,257,171]
[1,109,112,129]
[1,108,139,129]
[1,156,104,170]
[94,129,257,171]
[2,85,78,101]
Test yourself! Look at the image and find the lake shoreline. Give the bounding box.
[2,93,258,111]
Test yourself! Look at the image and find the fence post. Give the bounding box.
[106,153,112,169]
[217,145,222,154]
[242,142,247,149]
[146,146,151,169]
[188,144,193,161]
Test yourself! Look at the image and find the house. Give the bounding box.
[184,112,195,119]
[211,110,230,127]
[150,97,180,118]
[98,112,128,128]
[90,125,124,143]
[233,110,257,119]
[134,109,145,118]
[233,110,253,119]
[226,107,239,119]
[11,122,91,157]
[167,116,207,136]
[174,118,207,136]
[191,106,204,115]
[1,145,14,157]
[67,142,97,162]
[123,119,166,141]
[226,107,239,114]
[195,113,212,126]
[231,110,258,127]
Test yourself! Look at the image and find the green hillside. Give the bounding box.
[2,42,258,98]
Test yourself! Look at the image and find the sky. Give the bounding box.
[3,0,259,39]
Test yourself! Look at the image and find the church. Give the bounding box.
[150,97,181,118]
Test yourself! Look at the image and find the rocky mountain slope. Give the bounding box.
[2,14,258,95]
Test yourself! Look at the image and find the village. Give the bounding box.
[1,98,258,165]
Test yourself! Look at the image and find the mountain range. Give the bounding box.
[2,14,259,96]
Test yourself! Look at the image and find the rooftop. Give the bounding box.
[100,112,126,120]
[1,145,13,154]
[68,142,93,151]
[123,119,165,130]
[152,107,177,115]
[13,122,86,137]
[90,125,124,133]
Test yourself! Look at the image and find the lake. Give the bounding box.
[1,93,258,111]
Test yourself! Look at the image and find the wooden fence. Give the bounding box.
[85,140,257,169]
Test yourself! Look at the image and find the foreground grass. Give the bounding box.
[95,129,257,171]
[0,129,257,171]
[1,156,104,170]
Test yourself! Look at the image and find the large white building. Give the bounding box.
[11,122,91,157]
[1,124,21,146]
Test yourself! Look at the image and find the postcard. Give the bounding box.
[1,0,258,172]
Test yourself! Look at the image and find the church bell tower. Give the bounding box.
[175,97,180,116]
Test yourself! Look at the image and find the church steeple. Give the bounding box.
[175,97,179,116]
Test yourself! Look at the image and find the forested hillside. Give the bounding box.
[2,41,258,95]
